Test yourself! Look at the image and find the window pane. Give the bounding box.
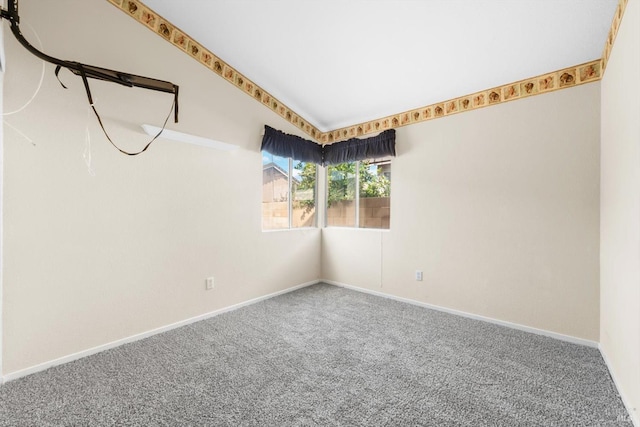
[292,161,316,228]
[262,151,290,230]
[326,162,356,227]
[358,158,391,229]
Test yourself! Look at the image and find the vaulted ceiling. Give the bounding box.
[109,0,625,143]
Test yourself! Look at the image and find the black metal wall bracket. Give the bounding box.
[0,8,13,21]
[0,0,179,123]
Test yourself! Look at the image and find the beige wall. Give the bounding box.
[0,27,4,375]
[323,82,601,341]
[1,0,320,375]
[600,0,640,423]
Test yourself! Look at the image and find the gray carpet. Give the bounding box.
[0,283,632,426]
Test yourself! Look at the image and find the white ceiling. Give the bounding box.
[143,0,618,132]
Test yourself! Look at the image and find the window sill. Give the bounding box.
[323,227,390,232]
[262,227,319,233]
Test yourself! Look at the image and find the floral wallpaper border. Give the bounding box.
[602,0,629,73]
[107,0,323,141]
[322,59,602,144]
[108,0,627,144]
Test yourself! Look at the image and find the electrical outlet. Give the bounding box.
[205,277,215,290]
[415,270,423,281]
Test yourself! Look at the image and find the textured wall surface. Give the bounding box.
[324,83,601,341]
[600,0,640,423]
[2,0,320,375]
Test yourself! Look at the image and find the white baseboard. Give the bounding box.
[2,280,320,384]
[1,278,602,385]
[599,344,639,427]
[323,280,599,348]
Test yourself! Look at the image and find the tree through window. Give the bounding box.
[326,157,391,229]
[262,151,317,230]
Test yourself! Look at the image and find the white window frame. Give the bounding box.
[324,159,391,229]
[262,154,318,231]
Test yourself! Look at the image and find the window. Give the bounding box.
[326,157,391,229]
[262,151,316,230]
[326,162,357,227]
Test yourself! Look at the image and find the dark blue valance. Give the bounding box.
[322,129,395,165]
[260,125,324,164]
[260,125,395,166]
